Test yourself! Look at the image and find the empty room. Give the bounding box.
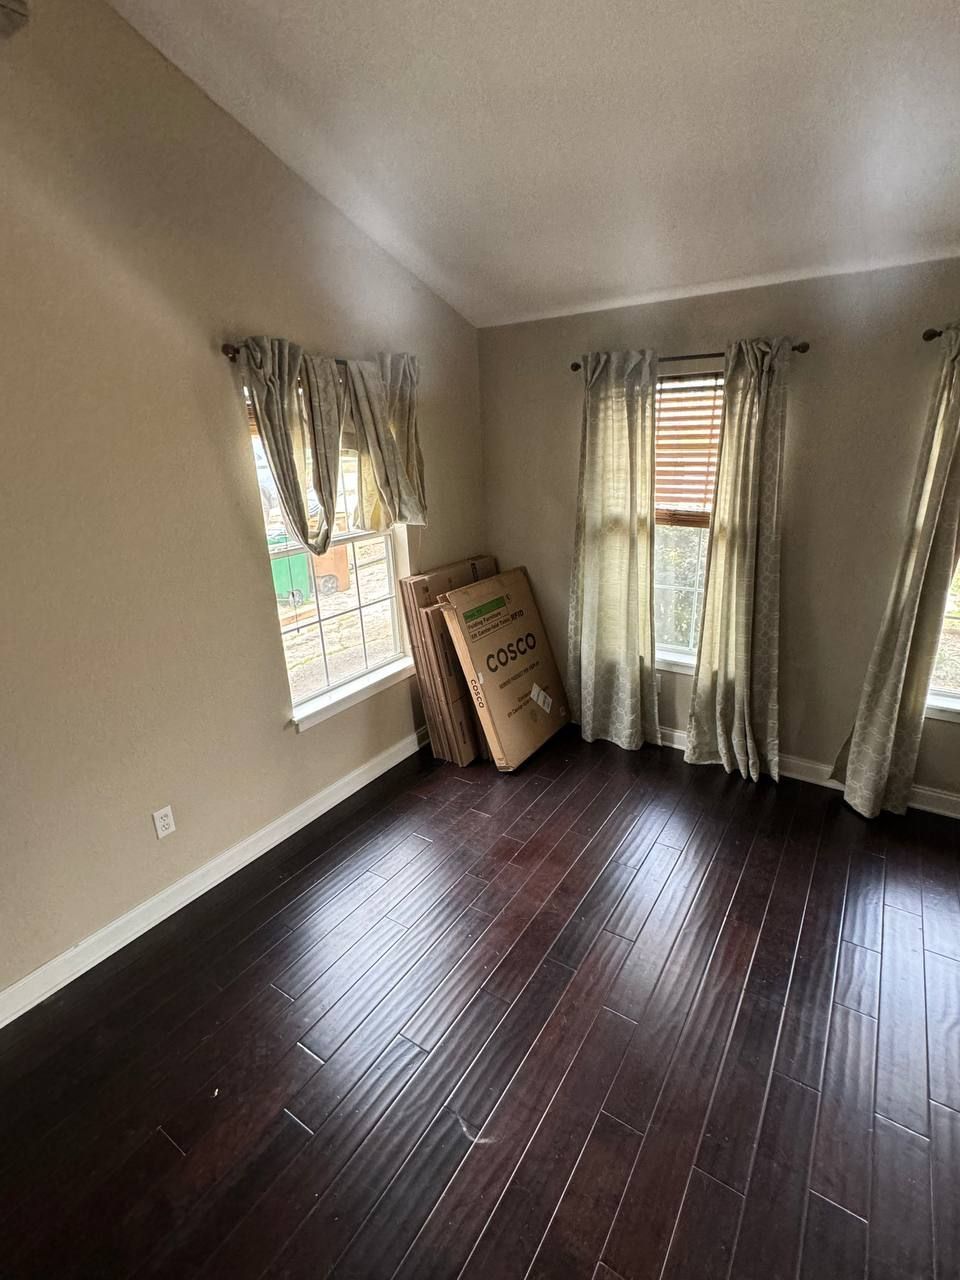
[2,1,960,1277]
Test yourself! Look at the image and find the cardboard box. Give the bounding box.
[399,555,497,766]
[440,567,569,771]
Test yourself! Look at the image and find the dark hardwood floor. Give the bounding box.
[1,729,958,1279]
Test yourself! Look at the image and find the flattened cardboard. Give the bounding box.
[440,567,569,771]
[399,554,497,766]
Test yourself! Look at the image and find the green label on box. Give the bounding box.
[463,596,506,622]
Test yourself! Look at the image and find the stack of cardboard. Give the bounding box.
[440,566,570,771]
[399,555,497,766]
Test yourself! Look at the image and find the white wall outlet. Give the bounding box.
[152,805,176,839]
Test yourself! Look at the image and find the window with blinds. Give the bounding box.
[654,371,724,527]
[653,369,724,657]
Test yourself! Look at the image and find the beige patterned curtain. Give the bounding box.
[239,337,342,555]
[379,353,427,518]
[568,351,661,750]
[832,325,960,817]
[344,359,428,532]
[685,338,792,781]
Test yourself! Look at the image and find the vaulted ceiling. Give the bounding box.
[109,0,960,326]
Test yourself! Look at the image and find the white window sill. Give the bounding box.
[291,655,415,733]
[656,650,697,674]
[926,692,960,724]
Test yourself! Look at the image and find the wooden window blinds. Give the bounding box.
[655,371,724,528]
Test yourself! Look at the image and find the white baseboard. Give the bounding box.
[0,729,429,1032]
[658,727,960,820]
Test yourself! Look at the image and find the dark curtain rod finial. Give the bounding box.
[222,343,240,362]
[923,328,944,342]
[569,340,810,372]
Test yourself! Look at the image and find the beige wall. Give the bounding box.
[479,259,960,796]
[0,0,484,991]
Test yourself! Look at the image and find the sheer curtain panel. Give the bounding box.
[832,324,960,817]
[238,337,342,554]
[685,338,792,781]
[567,351,661,750]
[344,360,427,532]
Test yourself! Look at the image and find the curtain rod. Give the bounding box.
[221,343,349,366]
[923,328,946,342]
[569,342,809,373]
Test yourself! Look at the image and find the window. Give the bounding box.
[653,370,724,660]
[929,559,960,711]
[247,401,406,713]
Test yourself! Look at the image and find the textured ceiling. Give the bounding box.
[109,0,960,326]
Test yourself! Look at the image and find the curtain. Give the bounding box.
[685,338,792,781]
[344,359,428,532]
[379,353,427,518]
[239,337,339,555]
[300,353,345,552]
[238,338,427,550]
[567,351,660,750]
[832,324,960,817]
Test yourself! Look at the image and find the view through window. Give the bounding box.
[249,417,404,709]
[653,371,723,656]
[930,559,960,701]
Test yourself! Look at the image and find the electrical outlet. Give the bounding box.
[152,805,176,839]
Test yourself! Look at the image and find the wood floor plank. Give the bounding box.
[550,860,637,967]
[696,990,783,1192]
[137,1111,313,1280]
[602,922,760,1280]
[775,800,855,1088]
[458,1007,634,1280]
[246,995,505,1279]
[870,1115,932,1280]
[603,783,782,1135]
[919,827,960,962]
[728,1071,819,1280]
[605,842,683,941]
[931,1101,960,1280]
[400,817,613,1051]
[925,948,960,1113]
[450,958,572,1129]
[809,1002,876,1219]
[881,818,923,915]
[11,1128,185,1276]
[197,1031,430,1280]
[744,785,825,1005]
[603,813,731,1025]
[660,1168,743,1280]
[835,939,881,1017]
[391,930,631,1280]
[525,1111,642,1280]
[876,903,929,1135]
[842,848,885,951]
[799,1192,867,1280]
[297,1107,472,1280]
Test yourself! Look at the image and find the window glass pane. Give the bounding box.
[315,541,359,619]
[321,609,366,685]
[931,560,960,696]
[339,451,361,531]
[250,427,405,706]
[282,624,328,704]
[655,586,698,650]
[655,525,702,589]
[357,539,391,604]
[362,599,400,667]
[654,525,709,654]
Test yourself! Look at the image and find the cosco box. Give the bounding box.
[440,567,569,771]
